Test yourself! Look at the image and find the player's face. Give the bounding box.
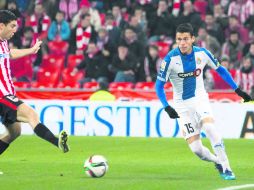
[0,20,17,40]
[176,32,195,54]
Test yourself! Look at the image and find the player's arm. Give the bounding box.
[155,57,179,119]
[155,80,179,118]
[216,65,252,102]
[10,40,42,59]
[203,48,252,102]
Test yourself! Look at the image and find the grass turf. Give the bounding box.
[0,136,253,190]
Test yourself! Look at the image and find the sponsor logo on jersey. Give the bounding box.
[177,68,202,78]
[0,53,9,58]
[196,57,201,64]
[160,60,166,71]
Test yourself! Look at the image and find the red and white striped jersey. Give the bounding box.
[236,69,254,94]
[0,40,15,97]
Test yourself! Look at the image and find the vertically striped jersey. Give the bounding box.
[0,40,15,97]
[157,46,220,101]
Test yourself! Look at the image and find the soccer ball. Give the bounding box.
[83,155,109,178]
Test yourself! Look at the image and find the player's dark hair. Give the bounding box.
[176,23,194,36]
[0,10,17,25]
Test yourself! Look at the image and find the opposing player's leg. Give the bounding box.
[202,119,235,180]
[16,102,69,153]
[0,122,21,155]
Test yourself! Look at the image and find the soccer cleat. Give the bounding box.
[221,169,236,180]
[58,130,69,153]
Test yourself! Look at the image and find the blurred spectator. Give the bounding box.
[193,0,209,20]
[103,13,121,44]
[225,15,249,44]
[42,0,60,19]
[144,45,162,82]
[241,0,254,25]
[72,41,109,85]
[213,4,228,31]
[207,55,237,90]
[5,0,25,48]
[245,42,254,66]
[16,0,30,13]
[48,10,71,41]
[196,27,221,58]
[120,26,146,81]
[111,4,128,29]
[89,0,104,12]
[236,56,254,94]
[133,6,147,31]
[59,0,79,22]
[136,0,155,21]
[148,0,175,43]
[26,2,51,66]
[176,0,203,35]
[228,0,254,25]
[89,80,116,101]
[21,27,37,64]
[26,2,51,40]
[204,12,224,44]
[244,15,254,40]
[109,41,137,82]
[222,30,244,68]
[227,0,244,23]
[96,28,117,64]
[21,27,36,48]
[71,0,101,31]
[68,13,97,55]
[127,14,147,45]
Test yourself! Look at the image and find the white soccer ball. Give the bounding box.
[83,155,109,178]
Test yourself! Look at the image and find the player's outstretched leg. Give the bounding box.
[34,124,69,153]
[203,123,236,180]
[58,130,69,153]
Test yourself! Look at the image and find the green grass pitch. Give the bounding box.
[0,136,253,190]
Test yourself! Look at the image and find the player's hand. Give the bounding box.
[235,88,252,102]
[31,39,42,54]
[164,106,180,119]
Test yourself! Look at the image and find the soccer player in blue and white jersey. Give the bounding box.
[155,23,252,180]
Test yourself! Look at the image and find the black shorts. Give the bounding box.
[0,95,23,126]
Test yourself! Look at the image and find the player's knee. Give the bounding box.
[28,109,40,124]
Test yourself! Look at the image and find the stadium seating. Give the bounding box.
[67,54,84,69]
[14,81,31,88]
[57,68,84,88]
[48,40,69,55]
[135,82,155,90]
[31,68,60,88]
[109,82,134,90]
[10,56,33,81]
[83,82,99,90]
[41,54,65,71]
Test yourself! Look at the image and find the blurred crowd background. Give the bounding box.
[1,0,254,95]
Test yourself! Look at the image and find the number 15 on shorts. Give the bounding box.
[184,123,194,134]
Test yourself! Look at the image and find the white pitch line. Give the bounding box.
[217,184,254,190]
